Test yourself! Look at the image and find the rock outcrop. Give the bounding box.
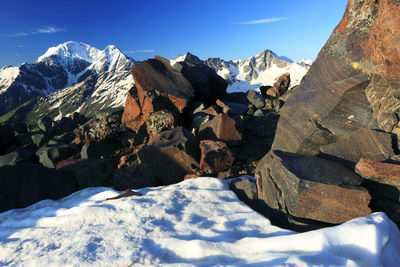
[256,150,371,224]
[256,0,400,226]
[122,56,194,133]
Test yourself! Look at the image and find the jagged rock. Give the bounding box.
[36,144,80,168]
[256,150,372,224]
[38,116,53,132]
[173,55,228,104]
[259,85,272,99]
[198,113,242,144]
[247,89,265,109]
[230,179,258,211]
[106,189,142,200]
[266,73,290,98]
[57,158,113,189]
[319,128,395,168]
[272,0,400,155]
[122,57,194,132]
[32,133,48,147]
[0,163,76,212]
[81,143,115,159]
[199,140,234,175]
[137,127,200,185]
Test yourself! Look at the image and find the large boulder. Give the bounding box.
[0,163,76,212]
[256,150,372,224]
[172,53,228,104]
[266,73,290,98]
[272,0,400,156]
[121,57,194,132]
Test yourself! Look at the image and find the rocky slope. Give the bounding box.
[172,50,311,93]
[0,41,137,126]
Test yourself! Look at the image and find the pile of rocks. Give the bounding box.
[0,53,287,213]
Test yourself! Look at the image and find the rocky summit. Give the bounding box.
[1,0,400,234]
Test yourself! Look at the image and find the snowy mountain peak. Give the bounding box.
[37,41,100,63]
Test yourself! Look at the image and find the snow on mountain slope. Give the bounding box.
[0,177,399,266]
[0,66,19,94]
[173,50,312,93]
[0,41,137,121]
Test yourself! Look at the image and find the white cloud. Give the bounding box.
[125,50,155,53]
[37,27,65,34]
[2,26,65,37]
[18,45,24,48]
[236,17,287,25]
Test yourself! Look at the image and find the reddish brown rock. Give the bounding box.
[122,56,194,132]
[199,140,234,175]
[271,0,400,154]
[198,113,242,143]
[355,158,400,186]
[266,73,290,98]
[256,150,372,224]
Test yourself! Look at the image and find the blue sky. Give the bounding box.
[0,0,348,67]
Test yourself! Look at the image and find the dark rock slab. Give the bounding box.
[38,116,53,132]
[81,143,115,159]
[255,150,371,224]
[319,128,395,168]
[57,158,113,189]
[0,163,76,212]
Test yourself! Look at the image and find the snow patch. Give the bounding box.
[0,177,399,266]
[0,66,20,93]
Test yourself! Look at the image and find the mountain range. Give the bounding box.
[0,41,311,126]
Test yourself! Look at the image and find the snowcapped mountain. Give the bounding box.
[0,41,137,125]
[172,50,312,93]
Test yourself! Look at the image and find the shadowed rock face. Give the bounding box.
[273,0,400,154]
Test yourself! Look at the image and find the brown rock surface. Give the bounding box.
[137,127,200,185]
[266,73,290,98]
[356,158,400,183]
[121,56,194,132]
[272,0,400,155]
[198,113,242,143]
[199,140,234,175]
[256,150,372,224]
